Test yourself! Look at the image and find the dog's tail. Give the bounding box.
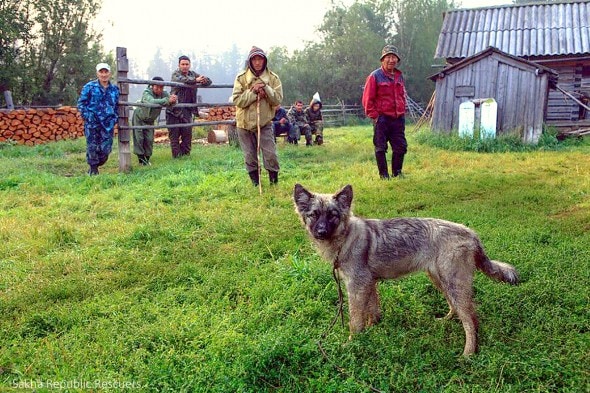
[475,246,519,285]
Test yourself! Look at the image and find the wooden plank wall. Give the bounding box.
[432,53,550,142]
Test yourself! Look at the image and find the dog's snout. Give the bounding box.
[313,221,329,239]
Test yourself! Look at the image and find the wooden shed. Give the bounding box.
[429,47,558,143]
[433,0,590,138]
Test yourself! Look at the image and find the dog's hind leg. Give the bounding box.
[433,267,479,356]
[444,282,479,356]
[456,301,479,356]
[427,272,455,320]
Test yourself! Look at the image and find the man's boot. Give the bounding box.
[392,153,405,178]
[248,170,260,186]
[269,170,278,185]
[375,151,390,179]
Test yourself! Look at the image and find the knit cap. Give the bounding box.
[248,46,267,76]
[248,46,266,60]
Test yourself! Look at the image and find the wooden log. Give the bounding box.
[207,129,228,143]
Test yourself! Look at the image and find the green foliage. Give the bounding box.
[0,128,588,390]
[1,0,107,106]
[272,0,455,106]
[415,126,584,152]
[275,1,389,105]
[389,0,457,103]
[0,2,33,93]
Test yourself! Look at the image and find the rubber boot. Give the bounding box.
[248,170,260,186]
[269,170,278,185]
[375,151,390,179]
[392,153,405,178]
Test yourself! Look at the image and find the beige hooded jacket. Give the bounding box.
[231,47,283,131]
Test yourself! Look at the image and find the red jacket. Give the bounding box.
[362,66,406,120]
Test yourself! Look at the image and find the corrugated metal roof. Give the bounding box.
[435,0,590,59]
[428,46,559,81]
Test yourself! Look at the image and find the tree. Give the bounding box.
[0,1,32,96]
[2,0,107,106]
[272,0,455,107]
[27,0,105,105]
[274,1,390,105]
[389,0,457,104]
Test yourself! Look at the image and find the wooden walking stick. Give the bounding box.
[256,95,263,195]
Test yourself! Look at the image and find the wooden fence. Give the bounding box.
[1,47,421,170]
[115,46,374,172]
[320,103,364,126]
[115,47,236,172]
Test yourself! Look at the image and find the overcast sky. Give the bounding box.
[95,0,511,74]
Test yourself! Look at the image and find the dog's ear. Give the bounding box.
[334,184,353,211]
[293,183,314,212]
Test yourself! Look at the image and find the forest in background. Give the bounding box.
[1,0,561,108]
[0,0,458,107]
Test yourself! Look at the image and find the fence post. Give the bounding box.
[116,47,131,172]
[3,91,14,110]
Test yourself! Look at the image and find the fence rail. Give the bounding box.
[321,104,364,125]
[115,47,236,171]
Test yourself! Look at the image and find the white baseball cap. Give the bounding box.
[96,63,111,72]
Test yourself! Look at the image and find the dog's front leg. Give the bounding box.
[346,279,380,336]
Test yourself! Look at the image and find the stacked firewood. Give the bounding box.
[204,106,236,121]
[0,106,84,145]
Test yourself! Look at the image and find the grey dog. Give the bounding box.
[293,183,519,356]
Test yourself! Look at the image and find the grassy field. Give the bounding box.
[0,126,588,392]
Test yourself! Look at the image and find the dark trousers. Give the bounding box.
[373,115,407,154]
[373,115,407,177]
[292,123,312,144]
[166,113,192,158]
[272,122,291,137]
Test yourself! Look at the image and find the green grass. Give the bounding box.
[0,127,588,392]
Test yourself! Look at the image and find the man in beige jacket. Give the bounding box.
[232,46,283,186]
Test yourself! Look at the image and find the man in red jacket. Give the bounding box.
[362,45,407,179]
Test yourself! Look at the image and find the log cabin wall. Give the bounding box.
[537,58,590,129]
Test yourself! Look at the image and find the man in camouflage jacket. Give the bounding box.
[77,63,120,175]
[304,96,324,145]
[287,100,312,146]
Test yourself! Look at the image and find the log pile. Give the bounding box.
[204,106,236,121]
[0,106,84,145]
